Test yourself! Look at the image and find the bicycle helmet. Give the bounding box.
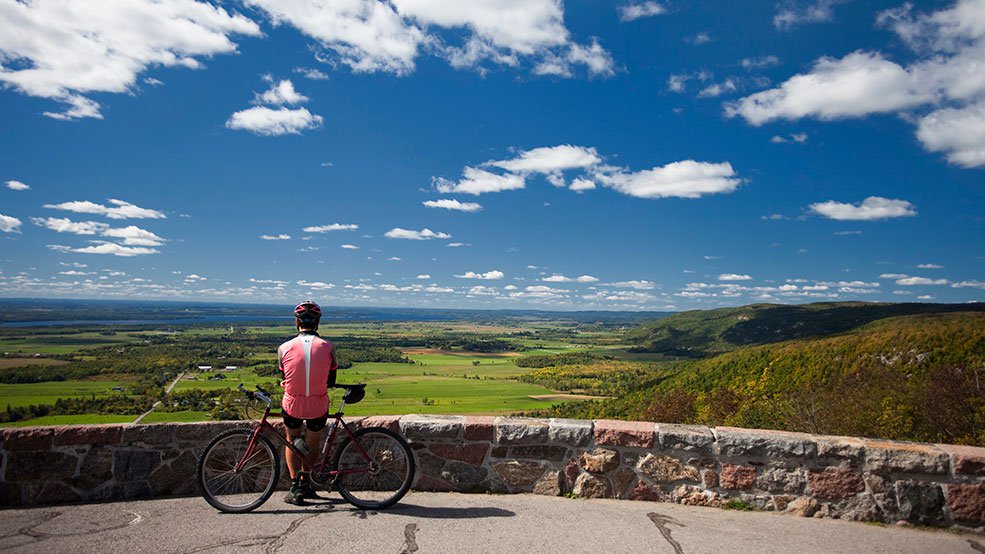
[294,300,322,325]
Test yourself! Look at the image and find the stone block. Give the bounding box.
[702,470,719,488]
[463,416,496,441]
[494,417,549,445]
[947,483,985,524]
[124,481,152,499]
[816,436,865,467]
[580,448,620,474]
[573,473,612,498]
[593,419,655,449]
[7,451,77,481]
[629,480,663,502]
[2,428,54,451]
[24,482,81,506]
[671,485,721,507]
[720,464,756,490]
[715,427,816,460]
[441,461,487,492]
[413,474,453,492]
[533,470,561,496]
[400,415,464,440]
[172,421,240,442]
[785,497,820,517]
[863,439,949,475]
[122,424,175,446]
[491,460,546,488]
[113,449,160,482]
[808,468,865,500]
[429,443,488,466]
[756,467,806,495]
[509,445,568,462]
[612,467,637,498]
[548,419,593,447]
[563,458,580,491]
[148,451,198,496]
[359,415,402,432]
[830,494,880,522]
[0,482,21,505]
[490,446,509,458]
[72,446,113,491]
[636,454,699,483]
[415,451,446,479]
[895,480,945,525]
[53,425,123,446]
[937,444,985,477]
[658,424,715,454]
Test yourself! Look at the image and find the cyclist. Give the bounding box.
[278,299,337,505]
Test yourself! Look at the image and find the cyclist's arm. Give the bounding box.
[327,346,338,388]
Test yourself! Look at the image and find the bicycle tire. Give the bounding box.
[333,427,415,510]
[197,428,280,513]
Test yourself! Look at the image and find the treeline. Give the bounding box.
[515,352,614,368]
[528,312,985,446]
[1,394,152,423]
[517,360,672,398]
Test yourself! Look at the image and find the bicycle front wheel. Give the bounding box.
[197,428,280,513]
[333,427,415,510]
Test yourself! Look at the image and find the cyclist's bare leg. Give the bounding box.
[285,427,302,480]
[303,429,322,467]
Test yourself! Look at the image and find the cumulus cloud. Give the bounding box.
[48,242,159,257]
[297,280,334,289]
[719,273,752,281]
[541,274,599,283]
[416,274,431,279]
[697,79,737,98]
[5,180,29,191]
[384,227,451,240]
[245,0,612,78]
[294,67,329,80]
[455,270,505,280]
[917,263,944,269]
[434,167,525,195]
[731,1,985,168]
[896,276,949,285]
[569,178,596,192]
[226,106,323,136]
[809,196,917,221]
[952,280,985,289]
[31,217,165,246]
[44,199,165,219]
[260,234,291,240]
[0,0,261,120]
[618,2,666,22]
[100,225,166,246]
[606,280,656,289]
[774,0,844,30]
[340,244,359,249]
[487,145,601,174]
[422,199,483,212]
[303,223,358,233]
[256,79,309,105]
[595,160,742,199]
[0,214,22,233]
[741,55,780,69]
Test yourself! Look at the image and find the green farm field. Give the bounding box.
[0,379,131,410]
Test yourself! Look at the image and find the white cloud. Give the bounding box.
[416,274,431,279]
[422,199,483,212]
[607,280,656,290]
[384,227,451,240]
[101,225,165,246]
[48,242,159,257]
[917,263,944,269]
[697,79,737,98]
[774,0,843,31]
[834,230,862,236]
[256,79,309,105]
[687,32,711,45]
[455,270,504,280]
[341,244,359,249]
[143,77,164,86]
[952,280,985,289]
[917,295,935,300]
[31,217,106,235]
[226,106,323,136]
[303,223,358,233]
[297,280,334,289]
[916,100,985,168]
[0,214,22,233]
[434,167,525,195]
[0,0,261,120]
[542,274,598,283]
[487,145,601,174]
[741,55,780,69]
[569,178,596,192]
[719,273,752,281]
[618,2,666,22]
[595,160,742,199]
[260,234,291,240]
[294,67,329,80]
[809,196,917,221]
[5,180,29,191]
[447,242,469,247]
[880,273,910,279]
[43,199,165,219]
[896,276,949,286]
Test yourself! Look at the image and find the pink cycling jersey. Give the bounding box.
[278,332,337,419]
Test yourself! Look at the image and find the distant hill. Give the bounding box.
[625,301,985,357]
[552,310,985,446]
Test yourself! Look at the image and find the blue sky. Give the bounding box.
[1,0,983,311]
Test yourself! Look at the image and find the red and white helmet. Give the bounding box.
[294,300,322,325]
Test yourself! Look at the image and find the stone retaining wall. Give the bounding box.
[1,417,983,531]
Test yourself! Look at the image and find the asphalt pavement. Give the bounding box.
[0,492,980,554]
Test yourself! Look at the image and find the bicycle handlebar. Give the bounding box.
[238,383,272,405]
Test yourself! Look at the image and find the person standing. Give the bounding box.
[278,300,337,505]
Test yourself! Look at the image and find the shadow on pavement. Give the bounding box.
[382,504,516,519]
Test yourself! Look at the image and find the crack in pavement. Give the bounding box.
[183,513,321,554]
[0,510,145,552]
[647,512,685,554]
[400,523,419,554]
[968,539,985,553]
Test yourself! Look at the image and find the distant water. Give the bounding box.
[0,315,294,328]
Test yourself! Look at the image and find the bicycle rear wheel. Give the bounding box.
[333,427,415,510]
[197,428,280,513]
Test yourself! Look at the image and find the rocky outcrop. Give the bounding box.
[1,417,983,533]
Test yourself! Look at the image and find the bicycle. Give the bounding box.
[196,383,415,513]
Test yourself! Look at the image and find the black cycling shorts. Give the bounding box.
[283,412,329,432]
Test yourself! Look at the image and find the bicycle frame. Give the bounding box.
[234,389,375,483]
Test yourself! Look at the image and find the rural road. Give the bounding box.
[0,492,980,554]
[132,372,185,424]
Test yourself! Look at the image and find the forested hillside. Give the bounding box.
[625,301,985,357]
[537,311,985,446]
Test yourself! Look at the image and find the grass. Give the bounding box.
[0,414,135,427]
[0,379,131,409]
[0,358,70,369]
[141,410,210,423]
[722,499,754,511]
